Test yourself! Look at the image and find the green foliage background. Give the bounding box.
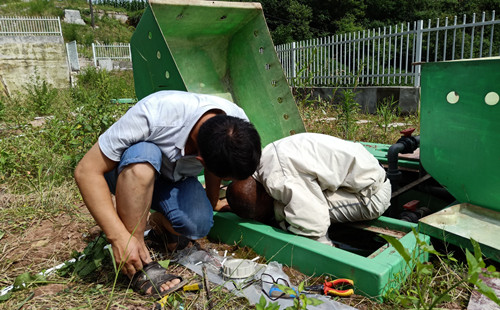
[1,0,498,45]
[256,0,500,44]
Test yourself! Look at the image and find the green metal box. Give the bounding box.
[210,212,429,299]
[419,57,500,261]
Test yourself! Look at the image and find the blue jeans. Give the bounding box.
[104,142,213,239]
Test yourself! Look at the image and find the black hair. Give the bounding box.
[198,115,261,180]
[226,177,274,224]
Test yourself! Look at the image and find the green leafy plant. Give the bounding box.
[383,230,500,309]
[24,72,59,116]
[376,95,400,138]
[336,88,360,140]
[292,48,320,112]
[256,282,323,310]
[0,270,49,301]
[58,234,110,278]
[256,295,280,310]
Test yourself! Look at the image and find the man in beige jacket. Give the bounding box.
[226,132,391,245]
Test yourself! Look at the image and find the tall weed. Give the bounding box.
[376,95,400,139]
[24,73,59,116]
[336,88,360,140]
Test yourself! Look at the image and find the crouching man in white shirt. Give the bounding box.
[226,132,391,246]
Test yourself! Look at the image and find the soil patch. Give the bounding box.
[1,203,91,278]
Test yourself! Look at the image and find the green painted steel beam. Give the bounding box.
[209,212,429,299]
[130,0,305,147]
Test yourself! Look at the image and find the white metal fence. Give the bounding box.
[0,16,62,36]
[92,42,132,67]
[276,11,500,87]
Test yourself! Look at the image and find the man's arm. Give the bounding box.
[204,169,230,211]
[74,142,150,276]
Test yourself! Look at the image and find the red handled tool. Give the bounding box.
[305,278,354,297]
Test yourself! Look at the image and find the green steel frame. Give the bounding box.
[209,212,429,299]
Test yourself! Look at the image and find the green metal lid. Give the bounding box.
[420,57,500,212]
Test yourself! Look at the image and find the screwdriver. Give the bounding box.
[154,283,204,310]
[183,282,203,291]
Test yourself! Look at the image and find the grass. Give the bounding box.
[0,70,498,309]
[297,92,420,145]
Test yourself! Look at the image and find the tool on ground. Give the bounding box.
[153,282,203,309]
[305,278,354,297]
[202,265,214,309]
[153,294,169,310]
[183,282,203,292]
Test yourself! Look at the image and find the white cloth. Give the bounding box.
[98,90,248,182]
[253,133,390,238]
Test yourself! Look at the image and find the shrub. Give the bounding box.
[24,73,59,116]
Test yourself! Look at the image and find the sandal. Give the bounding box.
[131,261,187,298]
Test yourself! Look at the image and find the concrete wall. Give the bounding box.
[305,86,420,114]
[0,36,70,96]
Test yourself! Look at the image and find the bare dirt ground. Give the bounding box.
[2,203,89,274]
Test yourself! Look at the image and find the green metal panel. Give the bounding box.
[420,58,500,212]
[130,0,305,146]
[130,5,187,95]
[209,212,429,299]
[419,203,500,263]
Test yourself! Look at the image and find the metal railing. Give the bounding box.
[0,16,62,36]
[92,42,132,67]
[276,11,500,87]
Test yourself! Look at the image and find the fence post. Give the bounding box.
[414,20,423,87]
[92,42,97,67]
[57,16,62,36]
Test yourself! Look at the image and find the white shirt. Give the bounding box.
[253,133,387,237]
[98,90,248,182]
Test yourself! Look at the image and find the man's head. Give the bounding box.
[226,176,274,224]
[197,115,261,180]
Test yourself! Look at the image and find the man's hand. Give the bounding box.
[204,169,223,209]
[214,198,231,212]
[111,234,151,277]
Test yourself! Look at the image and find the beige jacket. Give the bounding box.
[253,133,389,238]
